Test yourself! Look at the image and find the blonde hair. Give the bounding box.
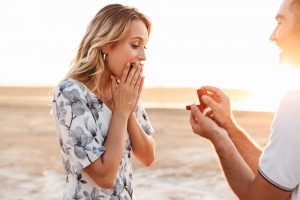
[66,4,151,94]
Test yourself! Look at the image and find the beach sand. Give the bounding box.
[0,87,274,200]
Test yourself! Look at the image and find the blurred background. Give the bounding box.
[0,0,298,199]
[1,0,299,110]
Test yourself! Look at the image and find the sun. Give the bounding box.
[241,64,300,112]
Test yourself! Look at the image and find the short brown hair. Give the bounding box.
[290,0,300,23]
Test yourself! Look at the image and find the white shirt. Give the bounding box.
[259,90,300,200]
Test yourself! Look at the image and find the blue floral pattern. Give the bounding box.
[52,79,154,200]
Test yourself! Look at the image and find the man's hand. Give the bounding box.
[190,104,227,141]
[200,86,236,131]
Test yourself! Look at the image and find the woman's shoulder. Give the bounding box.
[53,78,87,98]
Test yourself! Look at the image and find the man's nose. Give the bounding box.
[269,28,276,42]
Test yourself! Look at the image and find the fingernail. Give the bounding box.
[202,95,209,102]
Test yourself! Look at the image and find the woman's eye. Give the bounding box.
[131,44,139,49]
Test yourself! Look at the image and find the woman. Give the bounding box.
[52,4,155,199]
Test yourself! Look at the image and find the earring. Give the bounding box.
[103,53,107,61]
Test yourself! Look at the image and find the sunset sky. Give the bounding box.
[0,0,299,92]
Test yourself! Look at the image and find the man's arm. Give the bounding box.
[190,105,292,200]
[200,86,262,174]
[224,122,262,175]
[212,128,291,200]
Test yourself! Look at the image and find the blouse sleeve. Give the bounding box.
[52,80,106,173]
[135,101,155,135]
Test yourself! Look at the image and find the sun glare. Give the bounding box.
[234,64,300,112]
[1,0,296,112]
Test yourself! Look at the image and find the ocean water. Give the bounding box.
[142,88,282,113]
[0,86,282,112]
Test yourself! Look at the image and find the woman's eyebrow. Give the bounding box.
[130,36,145,41]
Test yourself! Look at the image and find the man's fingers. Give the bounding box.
[201,86,226,100]
[190,104,205,122]
[205,109,213,117]
[190,111,198,126]
[206,93,219,102]
[201,95,220,112]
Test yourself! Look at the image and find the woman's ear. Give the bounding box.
[102,44,114,54]
[101,46,109,61]
[102,47,108,55]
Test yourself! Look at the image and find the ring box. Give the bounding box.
[186,88,207,112]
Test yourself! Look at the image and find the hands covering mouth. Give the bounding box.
[115,61,144,84]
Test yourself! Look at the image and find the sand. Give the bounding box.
[0,87,274,200]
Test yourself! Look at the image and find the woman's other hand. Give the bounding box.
[111,62,144,116]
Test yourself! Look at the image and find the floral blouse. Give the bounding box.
[52,79,154,200]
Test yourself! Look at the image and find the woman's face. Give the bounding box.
[105,19,149,78]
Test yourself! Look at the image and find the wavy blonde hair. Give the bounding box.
[66,4,151,94]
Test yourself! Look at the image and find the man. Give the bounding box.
[189,0,300,199]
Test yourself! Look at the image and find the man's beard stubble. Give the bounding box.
[279,48,300,67]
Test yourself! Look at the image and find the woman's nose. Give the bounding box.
[138,49,146,61]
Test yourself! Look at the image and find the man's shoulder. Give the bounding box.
[271,90,300,132]
[284,90,300,100]
[278,90,300,111]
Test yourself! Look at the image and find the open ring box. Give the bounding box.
[186,88,208,112]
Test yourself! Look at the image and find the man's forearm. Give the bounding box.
[225,121,262,174]
[211,129,255,199]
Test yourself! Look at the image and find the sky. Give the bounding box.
[0,0,299,91]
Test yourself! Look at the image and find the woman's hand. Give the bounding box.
[200,86,236,131]
[110,62,144,116]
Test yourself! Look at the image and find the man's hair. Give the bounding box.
[290,0,300,23]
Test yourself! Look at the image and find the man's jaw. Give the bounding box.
[279,49,300,67]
